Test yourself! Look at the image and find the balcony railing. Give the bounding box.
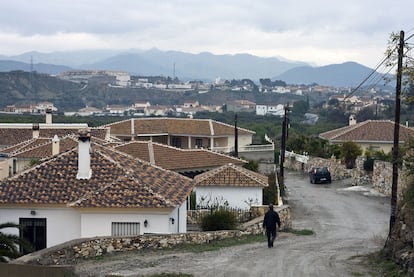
[285,150,309,163]
[210,144,274,154]
[239,144,274,152]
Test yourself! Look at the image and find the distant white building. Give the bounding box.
[272,86,291,94]
[59,70,130,87]
[256,104,268,116]
[256,104,284,117]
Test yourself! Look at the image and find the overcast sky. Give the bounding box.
[1,0,413,68]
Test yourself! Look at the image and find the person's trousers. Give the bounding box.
[266,229,276,247]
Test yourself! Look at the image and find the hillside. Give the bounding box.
[0,71,84,110]
[84,49,307,81]
[0,71,304,112]
[0,50,391,87]
[0,60,72,75]
[275,62,391,87]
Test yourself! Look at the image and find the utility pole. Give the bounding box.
[234,113,238,158]
[389,30,404,234]
[279,104,289,180]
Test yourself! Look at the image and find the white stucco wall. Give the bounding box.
[0,205,189,251]
[168,202,187,233]
[227,134,254,150]
[194,186,263,209]
[0,207,81,248]
[80,211,177,237]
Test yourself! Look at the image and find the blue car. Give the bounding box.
[309,167,332,184]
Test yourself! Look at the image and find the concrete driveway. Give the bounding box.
[74,170,390,277]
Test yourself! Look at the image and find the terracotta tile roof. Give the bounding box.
[114,141,246,171]
[0,129,32,149]
[1,138,50,155]
[12,137,78,159]
[0,143,194,209]
[105,118,255,137]
[319,120,414,142]
[90,128,109,140]
[194,163,268,187]
[0,125,108,149]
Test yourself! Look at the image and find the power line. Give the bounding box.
[343,32,409,100]
[343,54,391,100]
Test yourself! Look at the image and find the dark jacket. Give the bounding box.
[263,209,281,231]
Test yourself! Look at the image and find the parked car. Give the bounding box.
[309,167,331,184]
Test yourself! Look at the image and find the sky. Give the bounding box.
[1,0,413,68]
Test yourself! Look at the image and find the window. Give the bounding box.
[195,138,203,148]
[171,137,182,148]
[111,222,140,236]
[19,218,46,254]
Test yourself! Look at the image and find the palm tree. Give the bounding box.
[0,222,32,262]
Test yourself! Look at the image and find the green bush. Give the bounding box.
[201,210,237,231]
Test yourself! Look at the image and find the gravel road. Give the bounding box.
[74,170,390,277]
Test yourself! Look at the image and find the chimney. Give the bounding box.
[349,114,357,126]
[76,129,92,180]
[46,108,52,124]
[52,135,60,156]
[32,123,40,138]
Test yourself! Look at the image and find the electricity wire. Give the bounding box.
[342,30,414,100]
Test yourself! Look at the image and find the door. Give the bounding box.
[19,218,46,254]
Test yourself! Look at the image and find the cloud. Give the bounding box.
[0,0,413,68]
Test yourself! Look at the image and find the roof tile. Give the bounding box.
[194,163,268,187]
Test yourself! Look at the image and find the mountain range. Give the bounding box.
[0,49,392,87]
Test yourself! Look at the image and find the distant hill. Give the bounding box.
[83,49,308,81]
[0,50,391,87]
[274,62,391,87]
[0,60,72,75]
[0,49,307,81]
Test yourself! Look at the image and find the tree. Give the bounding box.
[263,172,278,204]
[340,141,362,169]
[0,222,32,262]
[243,160,259,172]
[291,100,309,116]
[356,106,376,122]
[259,78,272,87]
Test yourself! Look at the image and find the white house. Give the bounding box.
[105,118,256,154]
[256,104,268,116]
[0,130,194,253]
[193,163,268,209]
[256,104,284,117]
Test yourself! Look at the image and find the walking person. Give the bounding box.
[263,204,281,248]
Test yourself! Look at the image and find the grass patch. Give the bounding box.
[171,234,265,253]
[282,228,314,236]
[364,251,411,277]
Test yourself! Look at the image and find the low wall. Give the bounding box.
[13,205,291,266]
[371,160,413,197]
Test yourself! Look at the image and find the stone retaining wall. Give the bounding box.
[371,160,413,197]
[14,205,291,266]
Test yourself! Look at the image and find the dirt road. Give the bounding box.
[74,170,390,277]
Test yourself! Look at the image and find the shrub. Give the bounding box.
[201,209,237,231]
